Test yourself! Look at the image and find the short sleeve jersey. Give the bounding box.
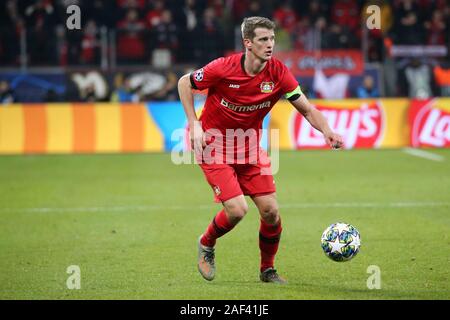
[190,53,299,132]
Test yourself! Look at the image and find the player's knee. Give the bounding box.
[225,202,248,222]
[260,204,279,225]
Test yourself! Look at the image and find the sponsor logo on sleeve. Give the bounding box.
[194,68,204,82]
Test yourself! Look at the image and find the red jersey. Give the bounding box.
[190,53,298,131]
[190,53,299,163]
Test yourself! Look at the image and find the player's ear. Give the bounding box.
[243,38,252,51]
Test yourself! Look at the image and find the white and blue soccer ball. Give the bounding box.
[321,222,361,262]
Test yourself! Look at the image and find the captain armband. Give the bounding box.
[285,86,303,101]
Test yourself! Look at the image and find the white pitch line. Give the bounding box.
[402,147,445,162]
[280,202,450,209]
[1,201,449,214]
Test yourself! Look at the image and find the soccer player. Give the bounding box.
[178,16,343,283]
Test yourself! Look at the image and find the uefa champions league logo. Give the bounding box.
[194,69,204,82]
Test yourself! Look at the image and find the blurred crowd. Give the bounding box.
[0,0,448,66]
[0,0,449,102]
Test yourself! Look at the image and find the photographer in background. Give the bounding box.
[0,80,15,105]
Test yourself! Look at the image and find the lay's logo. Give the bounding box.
[292,102,384,149]
[409,99,450,148]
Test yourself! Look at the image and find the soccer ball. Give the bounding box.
[321,222,361,262]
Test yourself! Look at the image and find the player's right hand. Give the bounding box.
[324,131,344,149]
[190,121,206,156]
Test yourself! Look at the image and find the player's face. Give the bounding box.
[248,28,275,61]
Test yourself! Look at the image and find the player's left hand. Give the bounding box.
[324,131,344,149]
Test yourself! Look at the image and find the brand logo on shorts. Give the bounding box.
[194,68,204,82]
[213,186,221,196]
[260,82,274,93]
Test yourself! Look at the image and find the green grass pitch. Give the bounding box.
[0,149,449,300]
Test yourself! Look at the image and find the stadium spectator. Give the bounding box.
[192,6,224,65]
[84,0,116,28]
[330,0,360,32]
[424,10,447,45]
[209,0,225,20]
[228,0,252,25]
[243,0,270,19]
[111,74,139,102]
[433,64,450,97]
[117,0,146,10]
[66,24,83,65]
[81,83,98,102]
[151,10,179,52]
[0,0,23,65]
[272,0,299,34]
[145,0,166,28]
[321,23,354,49]
[291,17,313,50]
[301,0,326,26]
[400,58,434,98]
[24,0,57,29]
[80,20,100,65]
[356,75,380,98]
[25,0,58,65]
[0,81,15,104]
[44,88,60,102]
[177,0,201,63]
[0,0,448,87]
[296,16,328,51]
[179,0,200,31]
[392,0,425,44]
[117,8,147,64]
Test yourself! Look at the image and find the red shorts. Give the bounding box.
[199,159,276,203]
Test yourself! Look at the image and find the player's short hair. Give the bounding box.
[241,16,276,40]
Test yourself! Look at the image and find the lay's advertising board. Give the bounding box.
[409,98,450,148]
[0,98,448,155]
[270,99,412,150]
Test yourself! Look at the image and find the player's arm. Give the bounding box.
[177,74,205,154]
[288,87,344,149]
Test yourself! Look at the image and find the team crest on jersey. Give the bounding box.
[260,82,274,93]
[194,68,204,81]
[213,185,221,196]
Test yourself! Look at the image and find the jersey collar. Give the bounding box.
[240,53,246,74]
[240,52,270,77]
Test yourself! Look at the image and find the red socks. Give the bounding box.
[201,210,282,272]
[259,218,282,272]
[200,209,235,247]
